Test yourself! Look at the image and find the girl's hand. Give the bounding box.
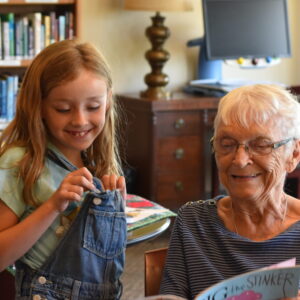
[48,167,95,213]
[101,174,127,201]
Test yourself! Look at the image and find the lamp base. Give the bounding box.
[140,87,171,100]
[142,12,170,100]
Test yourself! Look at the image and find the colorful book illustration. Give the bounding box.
[195,258,300,300]
[126,194,176,231]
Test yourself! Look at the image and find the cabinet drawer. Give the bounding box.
[157,136,202,171]
[156,111,202,137]
[155,172,203,211]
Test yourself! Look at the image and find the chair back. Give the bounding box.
[0,269,15,299]
[144,247,168,296]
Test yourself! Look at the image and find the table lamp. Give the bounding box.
[124,0,193,100]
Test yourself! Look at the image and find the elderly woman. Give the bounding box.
[159,84,300,299]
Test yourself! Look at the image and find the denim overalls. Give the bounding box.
[14,150,127,300]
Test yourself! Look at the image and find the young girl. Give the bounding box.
[0,39,127,299]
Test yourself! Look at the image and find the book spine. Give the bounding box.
[40,23,45,51]
[15,17,23,59]
[13,75,18,117]
[22,16,29,59]
[7,13,15,59]
[50,11,57,43]
[44,15,51,47]
[28,20,34,58]
[58,15,65,41]
[67,11,74,39]
[1,79,7,120]
[6,76,14,121]
[0,15,2,60]
[2,19,9,60]
[0,79,3,118]
[32,12,42,56]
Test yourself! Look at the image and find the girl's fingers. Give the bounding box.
[101,175,126,197]
[101,175,110,190]
[117,176,127,200]
[59,184,84,200]
[64,168,95,191]
[109,174,117,190]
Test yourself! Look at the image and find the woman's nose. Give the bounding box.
[232,145,252,167]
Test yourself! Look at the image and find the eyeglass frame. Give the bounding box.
[210,137,294,156]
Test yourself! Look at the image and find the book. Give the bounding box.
[43,15,51,47]
[144,259,300,300]
[2,16,10,60]
[15,16,23,59]
[7,13,15,59]
[28,12,42,56]
[194,258,300,300]
[0,77,7,120]
[6,75,15,121]
[125,194,176,232]
[58,15,66,41]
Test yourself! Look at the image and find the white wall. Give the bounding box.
[80,0,299,94]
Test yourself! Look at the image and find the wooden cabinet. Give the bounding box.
[0,0,81,129]
[118,93,220,211]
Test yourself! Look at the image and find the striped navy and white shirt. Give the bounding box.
[160,197,300,300]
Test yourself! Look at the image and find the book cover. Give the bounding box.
[126,194,176,232]
[195,261,300,300]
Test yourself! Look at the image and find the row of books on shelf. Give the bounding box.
[0,74,18,123]
[0,11,74,61]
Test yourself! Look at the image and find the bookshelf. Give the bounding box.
[0,0,81,128]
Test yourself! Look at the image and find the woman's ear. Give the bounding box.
[286,139,300,173]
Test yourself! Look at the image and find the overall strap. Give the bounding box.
[46,149,104,192]
[46,149,77,172]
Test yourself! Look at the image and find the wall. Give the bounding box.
[81,0,299,94]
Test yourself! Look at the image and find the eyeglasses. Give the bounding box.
[211,137,293,156]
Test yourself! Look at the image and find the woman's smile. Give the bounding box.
[231,173,261,179]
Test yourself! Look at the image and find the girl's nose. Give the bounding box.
[71,110,88,126]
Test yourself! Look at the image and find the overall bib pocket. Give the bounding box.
[83,195,127,259]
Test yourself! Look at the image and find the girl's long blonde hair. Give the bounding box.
[0,39,122,206]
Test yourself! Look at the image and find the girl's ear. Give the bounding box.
[286,140,300,173]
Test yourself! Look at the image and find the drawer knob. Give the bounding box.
[174,148,185,159]
[174,118,185,129]
[175,181,184,191]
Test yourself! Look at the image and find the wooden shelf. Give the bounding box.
[0,0,81,124]
[0,59,32,68]
[0,122,9,130]
[0,0,76,5]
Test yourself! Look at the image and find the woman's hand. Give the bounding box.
[47,167,95,213]
[101,174,127,201]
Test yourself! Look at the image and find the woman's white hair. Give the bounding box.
[214,84,300,139]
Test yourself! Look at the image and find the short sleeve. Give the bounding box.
[0,147,26,217]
